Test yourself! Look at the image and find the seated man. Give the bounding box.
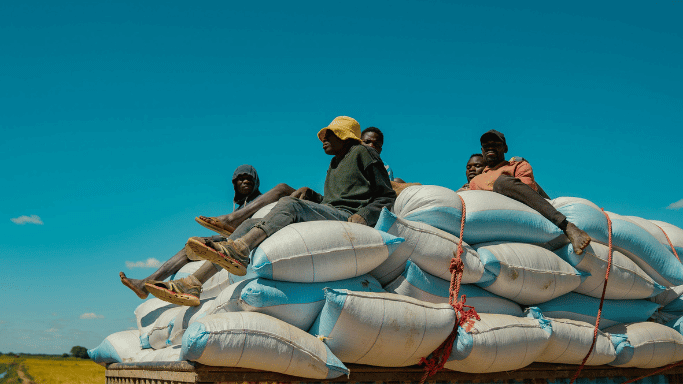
[145,116,397,306]
[469,130,591,254]
[119,164,294,300]
[457,153,486,192]
[360,126,406,183]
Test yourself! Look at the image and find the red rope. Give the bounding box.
[569,209,613,384]
[419,196,480,384]
[621,359,683,383]
[655,224,680,262]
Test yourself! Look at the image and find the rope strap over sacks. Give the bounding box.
[655,224,680,262]
[569,209,613,384]
[419,195,480,384]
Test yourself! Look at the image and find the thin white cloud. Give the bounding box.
[46,328,59,333]
[10,215,44,225]
[79,313,104,319]
[126,258,162,269]
[667,199,683,210]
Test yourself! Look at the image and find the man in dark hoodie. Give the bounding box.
[144,116,396,306]
[119,164,295,300]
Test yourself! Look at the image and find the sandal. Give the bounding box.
[145,276,202,306]
[195,216,235,237]
[119,272,148,299]
[186,237,248,276]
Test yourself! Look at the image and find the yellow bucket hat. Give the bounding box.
[317,116,362,142]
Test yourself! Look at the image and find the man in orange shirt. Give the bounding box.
[469,130,591,254]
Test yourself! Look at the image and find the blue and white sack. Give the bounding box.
[168,298,216,346]
[309,288,455,367]
[145,306,184,350]
[650,220,683,257]
[606,211,683,287]
[395,187,561,244]
[550,197,609,243]
[171,261,231,299]
[475,242,585,305]
[607,322,683,368]
[180,312,349,379]
[136,345,181,362]
[385,260,522,316]
[373,208,485,285]
[526,307,616,365]
[88,330,144,366]
[555,242,665,299]
[135,298,177,349]
[444,313,551,373]
[240,275,384,331]
[535,292,660,330]
[251,221,403,282]
[201,279,254,317]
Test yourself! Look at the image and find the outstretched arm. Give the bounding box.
[290,187,323,203]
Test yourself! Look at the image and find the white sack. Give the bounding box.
[251,221,402,282]
[252,202,276,218]
[555,242,664,299]
[145,306,184,350]
[88,330,144,366]
[309,288,455,367]
[607,322,683,368]
[136,345,181,362]
[650,220,683,259]
[168,297,216,346]
[180,312,348,379]
[373,208,485,285]
[385,260,522,316]
[475,242,585,305]
[135,298,177,349]
[444,313,551,373]
[172,261,232,299]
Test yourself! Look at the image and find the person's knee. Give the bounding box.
[492,175,516,194]
[274,183,295,197]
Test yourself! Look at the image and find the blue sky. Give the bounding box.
[1,0,682,354]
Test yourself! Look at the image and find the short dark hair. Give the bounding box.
[361,126,384,141]
[469,153,484,160]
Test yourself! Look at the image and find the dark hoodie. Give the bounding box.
[232,164,262,212]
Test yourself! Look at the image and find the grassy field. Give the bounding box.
[0,355,105,384]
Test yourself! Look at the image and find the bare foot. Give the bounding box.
[119,272,149,299]
[565,222,591,255]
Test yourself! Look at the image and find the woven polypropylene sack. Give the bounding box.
[200,279,254,318]
[240,275,383,331]
[88,330,144,366]
[136,345,181,362]
[394,187,561,245]
[550,197,610,244]
[168,297,216,346]
[607,322,683,368]
[145,306,184,350]
[373,208,485,285]
[526,307,616,365]
[252,202,276,218]
[555,242,665,299]
[444,313,551,373]
[180,312,349,379]
[135,298,177,348]
[535,292,660,330]
[475,242,585,305]
[251,221,403,282]
[309,288,455,367]
[606,211,683,287]
[384,260,522,316]
[650,220,683,259]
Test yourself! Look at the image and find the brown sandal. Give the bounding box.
[195,216,236,237]
[145,276,202,306]
[186,237,248,276]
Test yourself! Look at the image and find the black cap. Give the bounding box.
[480,129,506,145]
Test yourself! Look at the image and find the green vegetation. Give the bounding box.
[0,354,105,384]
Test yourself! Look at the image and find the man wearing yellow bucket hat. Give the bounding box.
[145,116,396,305]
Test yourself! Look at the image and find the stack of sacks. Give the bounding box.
[91,220,406,379]
[91,184,683,374]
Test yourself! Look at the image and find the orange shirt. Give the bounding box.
[468,157,538,192]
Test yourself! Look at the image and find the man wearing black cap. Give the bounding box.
[469,130,591,255]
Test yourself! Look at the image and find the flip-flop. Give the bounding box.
[186,237,248,276]
[195,216,235,237]
[145,278,201,307]
[119,272,148,299]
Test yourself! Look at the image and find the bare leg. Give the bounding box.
[190,260,220,283]
[120,237,214,299]
[213,183,295,228]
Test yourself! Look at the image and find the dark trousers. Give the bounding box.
[492,175,568,231]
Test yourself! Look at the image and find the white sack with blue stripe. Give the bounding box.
[444,313,551,373]
[171,261,232,299]
[650,220,683,258]
[606,322,683,368]
[550,197,610,243]
[474,242,585,305]
[251,221,403,282]
[535,292,659,330]
[373,208,485,284]
[201,279,254,317]
[394,187,562,245]
[180,312,349,379]
[309,288,455,367]
[252,202,276,218]
[135,298,177,349]
[555,242,665,299]
[525,307,616,365]
[385,260,522,316]
[605,212,683,287]
[88,330,144,366]
[240,275,384,331]
[168,298,216,346]
[145,306,184,350]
